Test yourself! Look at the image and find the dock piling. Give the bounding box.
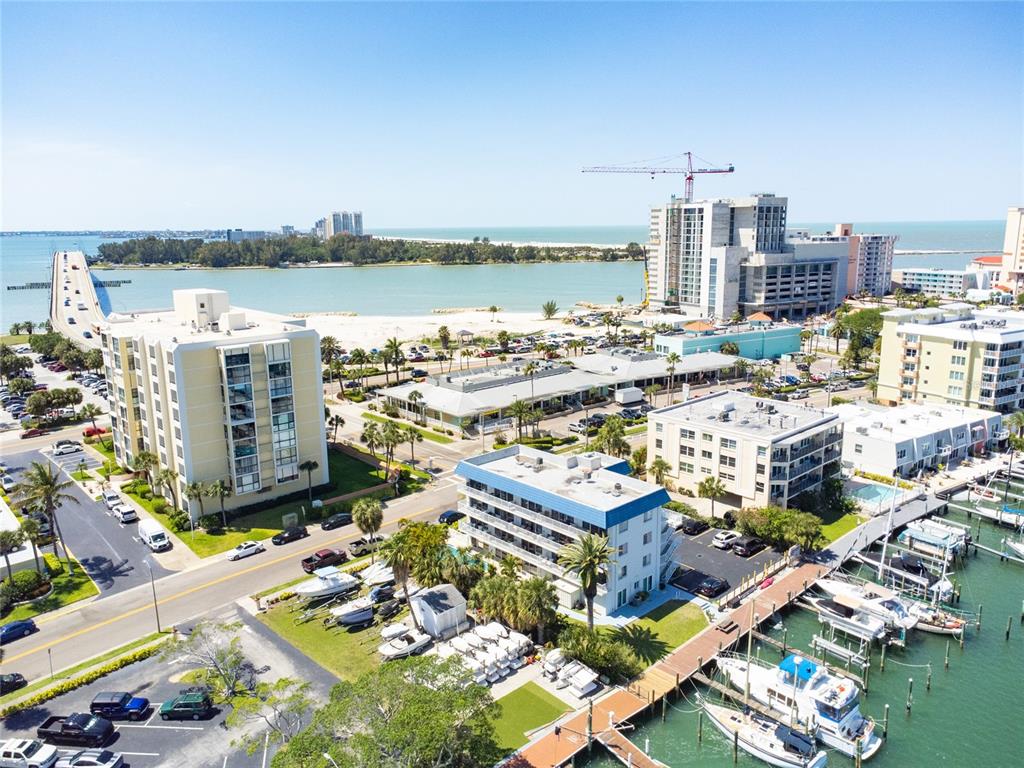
[977,603,983,630]
[880,643,886,672]
[883,704,890,739]
[698,711,703,744]
[733,730,738,764]
[926,664,932,692]
[944,639,950,670]
[1006,615,1013,641]
[906,677,913,714]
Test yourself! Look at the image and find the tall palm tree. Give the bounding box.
[361,422,381,457]
[499,554,522,578]
[523,361,539,404]
[1006,411,1024,438]
[298,460,319,504]
[19,516,45,574]
[697,476,727,518]
[402,424,423,465]
[348,348,369,391]
[157,467,180,510]
[328,413,346,444]
[383,337,404,385]
[207,479,232,528]
[0,529,25,583]
[9,322,21,337]
[11,461,79,570]
[352,497,383,563]
[830,317,846,354]
[506,398,532,441]
[665,352,680,400]
[320,336,340,387]
[407,389,424,424]
[437,326,451,351]
[184,481,208,521]
[649,457,671,485]
[515,576,558,642]
[132,451,158,490]
[23,320,35,336]
[557,534,614,631]
[80,403,103,431]
[380,420,402,477]
[378,527,424,631]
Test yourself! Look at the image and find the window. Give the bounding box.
[655,422,663,433]
[702,432,713,441]
[854,443,863,454]
[950,371,965,381]
[643,531,652,545]
[719,455,736,468]
[951,355,966,366]
[953,340,968,351]
[681,428,695,440]
[756,463,765,475]
[618,520,629,533]
[642,554,651,567]
[757,446,767,457]
[897,448,907,459]
[719,472,735,481]
[701,450,713,460]
[947,385,964,396]
[720,438,737,450]
[618,543,629,556]
[655,439,663,449]
[618,565,628,578]
[700,466,712,475]
[679,462,694,474]
[680,445,695,457]
[617,589,627,607]
[643,510,653,523]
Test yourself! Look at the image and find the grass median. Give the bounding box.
[362,412,454,444]
[4,554,100,623]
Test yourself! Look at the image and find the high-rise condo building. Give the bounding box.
[102,289,328,520]
[352,211,363,236]
[648,194,848,320]
[319,210,364,239]
[876,303,1024,414]
[1000,207,1024,293]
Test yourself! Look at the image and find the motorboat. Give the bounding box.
[567,666,600,698]
[815,579,917,631]
[701,700,828,768]
[508,631,533,655]
[906,601,968,635]
[361,564,396,587]
[498,637,524,668]
[914,517,971,547]
[437,644,487,686]
[330,596,374,627]
[294,567,360,600]
[805,596,888,642]
[542,648,567,677]
[555,661,584,689]
[1005,538,1024,559]
[477,622,509,641]
[379,629,432,660]
[717,654,883,760]
[463,631,488,650]
[898,523,965,561]
[879,553,954,602]
[380,622,410,641]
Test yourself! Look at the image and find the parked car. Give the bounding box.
[711,530,741,550]
[226,540,265,561]
[0,739,59,768]
[321,512,352,530]
[21,428,46,439]
[55,749,124,768]
[0,672,27,695]
[349,534,385,557]
[696,576,730,598]
[568,421,589,434]
[677,517,710,536]
[159,690,214,721]
[83,427,106,438]
[409,368,429,378]
[53,442,83,456]
[36,714,113,748]
[0,475,16,493]
[438,509,465,525]
[773,392,790,401]
[271,526,309,545]
[89,691,150,721]
[102,490,121,509]
[301,548,348,572]
[0,619,37,644]
[790,390,809,400]
[620,407,642,420]
[111,504,138,523]
[732,535,767,558]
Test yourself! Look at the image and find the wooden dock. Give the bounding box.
[595,728,669,768]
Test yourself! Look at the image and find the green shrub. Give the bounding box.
[167,509,190,532]
[0,569,50,603]
[198,514,222,532]
[152,498,169,515]
[140,489,153,501]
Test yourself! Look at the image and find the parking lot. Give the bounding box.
[671,526,780,597]
[2,607,338,767]
[3,447,171,594]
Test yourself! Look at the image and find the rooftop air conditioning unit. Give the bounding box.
[612,483,622,497]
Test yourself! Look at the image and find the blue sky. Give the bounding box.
[2,1,1021,230]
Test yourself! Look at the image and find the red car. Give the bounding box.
[32,384,48,391]
[20,428,45,439]
[83,427,107,438]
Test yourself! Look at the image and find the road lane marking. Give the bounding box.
[4,504,445,664]
[118,723,204,730]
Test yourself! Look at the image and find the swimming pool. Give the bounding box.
[850,483,899,505]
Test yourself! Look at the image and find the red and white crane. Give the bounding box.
[582,151,735,203]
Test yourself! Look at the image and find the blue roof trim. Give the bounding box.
[604,460,631,476]
[455,460,669,529]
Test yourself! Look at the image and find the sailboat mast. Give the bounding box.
[877,475,899,582]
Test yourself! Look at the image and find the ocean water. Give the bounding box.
[580,507,1021,768]
[0,221,1005,328]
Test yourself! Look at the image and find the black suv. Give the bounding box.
[696,576,730,598]
[677,517,710,536]
[321,512,353,530]
[271,526,309,545]
[732,536,766,558]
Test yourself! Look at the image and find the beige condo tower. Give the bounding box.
[102,289,328,520]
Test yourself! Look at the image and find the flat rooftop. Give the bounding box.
[883,306,1024,343]
[828,402,1001,442]
[456,446,669,527]
[651,391,838,442]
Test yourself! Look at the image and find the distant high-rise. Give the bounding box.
[352,211,363,236]
[316,210,364,239]
[226,228,267,243]
[281,225,295,236]
[1000,206,1024,293]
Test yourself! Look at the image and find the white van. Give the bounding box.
[102,489,122,509]
[138,519,171,551]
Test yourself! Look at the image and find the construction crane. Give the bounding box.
[581,151,735,203]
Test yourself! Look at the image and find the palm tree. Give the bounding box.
[0,528,25,583]
[131,451,158,490]
[157,468,180,510]
[184,481,208,521]
[506,398,532,441]
[348,348,369,390]
[523,361,539,404]
[800,329,813,353]
[592,415,629,458]
[19,516,45,574]
[352,497,384,563]
[65,387,83,418]
[22,320,35,336]
[402,424,423,465]
[557,534,614,631]
[206,479,232,528]
[298,460,320,504]
[719,341,740,356]
[321,336,340,387]
[11,461,79,570]
[407,389,424,424]
[361,422,381,457]
[1006,411,1024,438]
[80,403,102,431]
[437,325,451,351]
[644,383,662,407]
[380,421,402,477]
[649,457,671,485]
[489,305,499,322]
[830,317,846,354]
[665,352,681,400]
[541,300,558,320]
[499,554,522,578]
[383,337,404,385]
[697,476,726,518]
[378,528,424,631]
[328,413,346,444]
[9,322,21,337]
[515,576,558,642]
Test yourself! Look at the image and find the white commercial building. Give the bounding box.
[892,267,981,298]
[455,447,674,616]
[648,392,842,509]
[648,193,849,321]
[829,402,1006,479]
[787,224,898,297]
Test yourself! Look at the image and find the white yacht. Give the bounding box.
[805,596,888,642]
[906,601,968,635]
[717,654,883,760]
[294,567,360,600]
[815,579,917,630]
[702,700,828,768]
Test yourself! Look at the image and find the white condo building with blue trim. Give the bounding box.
[454,446,675,616]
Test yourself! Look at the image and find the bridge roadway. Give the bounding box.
[49,249,104,350]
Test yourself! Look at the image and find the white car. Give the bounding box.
[53,442,83,456]
[227,540,265,561]
[0,475,16,492]
[111,504,138,523]
[711,530,742,550]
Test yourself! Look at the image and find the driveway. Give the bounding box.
[3,448,171,594]
[671,527,780,595]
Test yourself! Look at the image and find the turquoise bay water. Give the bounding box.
[581,506,1022,768]
[0,221,1005,328]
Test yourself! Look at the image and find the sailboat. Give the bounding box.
[815,579,917,631]
[716,655,883,760]
[701,700,829,768]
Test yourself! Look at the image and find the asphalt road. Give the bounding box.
[3,447,172,594]
[2,477,458,683]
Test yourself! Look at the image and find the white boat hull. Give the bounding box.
[702,701,828,768]
[1005,540,1024,559]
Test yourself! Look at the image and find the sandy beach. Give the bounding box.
[299,309,568,350]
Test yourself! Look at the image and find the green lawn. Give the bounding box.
[1,333,32,345]
[87,438,117,464]
[4,554,100,622]
[610,600,708,663]
[624,424,648,436]
[493,682,569,751]
[362,412,454,444]
[326,449,385,495]
[820,511,863,543]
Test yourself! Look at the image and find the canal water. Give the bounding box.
[582,504,1023,767]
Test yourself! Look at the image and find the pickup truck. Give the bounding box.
[89,691,150,720]
[349,535,386,557]
[301,548,349,573]
[36,714,113,747]
[0,739,58,768]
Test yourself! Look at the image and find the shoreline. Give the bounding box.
[91,256,644,272]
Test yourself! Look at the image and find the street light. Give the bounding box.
[144,560,161,633]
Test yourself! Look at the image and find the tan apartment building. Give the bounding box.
[102,289,328,520]
[647,392,842,510]
[1001,206,1024,294]
[876,303,1024,414]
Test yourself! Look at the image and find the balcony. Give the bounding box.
[788,474,822,496]
[460,501,567,555]
[787,440,823,462]
[462,486,584,541]
[466,523,564,579]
